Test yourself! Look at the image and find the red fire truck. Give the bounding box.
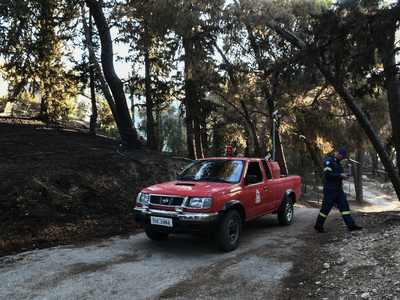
[134,148,302,251]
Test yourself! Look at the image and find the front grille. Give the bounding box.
[149,195,185,206]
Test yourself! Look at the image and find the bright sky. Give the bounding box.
[113,38,134,80]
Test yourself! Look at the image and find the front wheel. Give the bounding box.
[215,210,242,252]
[145,228,169,241]
[278,197,294,226]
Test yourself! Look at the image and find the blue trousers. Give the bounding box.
[315,187,356,228]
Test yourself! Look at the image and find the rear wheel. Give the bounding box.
[215,210,242,252]
[278,197,294,225]
[145,228,169,241]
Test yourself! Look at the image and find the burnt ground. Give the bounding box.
[0,117,190,256]
[1,117,400,299]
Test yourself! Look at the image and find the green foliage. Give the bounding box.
[0,0,80,123]
[96,97,119,137]
[306,0,395,153]
[162,113,187,156]
[212,123,247,157]
[0,91,41,117]
[46,95,77,122]
[75,99,89,120]
[1,0,398,175]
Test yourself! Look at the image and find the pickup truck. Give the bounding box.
[134,152,301,251]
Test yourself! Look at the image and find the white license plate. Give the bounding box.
[150,216,173,227]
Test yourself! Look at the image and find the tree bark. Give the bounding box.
[184,74,196,159]
[301,135,324,185]
[81,3,119,128]
[84,0,142,149]
[194,118,204,159]
[88,10,97,134]
[273,23,400,201]
[352,150,364,205]
[241,100,262,157]
[144,49,158,150]
[378,16,400,175]
[183,36,203,159]
[369,149,379,179]
[89,61,97,134]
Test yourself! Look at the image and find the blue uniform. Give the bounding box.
[315,155,356,229]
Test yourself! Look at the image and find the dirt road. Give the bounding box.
[0,207,318,300]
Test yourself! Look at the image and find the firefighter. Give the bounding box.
[314,148,363,233]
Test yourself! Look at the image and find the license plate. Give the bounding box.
[150,216,173,227]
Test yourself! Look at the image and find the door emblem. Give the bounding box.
[255,190,261,204]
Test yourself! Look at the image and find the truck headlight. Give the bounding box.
[136,193,150,204]
[187,197,213,209]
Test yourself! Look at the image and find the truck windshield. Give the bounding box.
[178,160,244,184]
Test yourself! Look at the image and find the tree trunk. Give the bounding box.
[88,10,97,135]
[144,49,157,150]
[313,54,400,200]
[38,97,49,124]
[183,36,203,159]
[194,118,204,159]
[353,150,364,204]
[184,76,196,159]
[378,17,400,175]
[81,2,120,132]
[241,100,262,157]
[369,149,379,179]
[273,23,400,201]
[89,62,97,134]
[84,0,142,149]
[302,136,324,185]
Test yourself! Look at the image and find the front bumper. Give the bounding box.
[134,207,221,234]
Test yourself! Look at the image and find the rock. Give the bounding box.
[361,292,370,299]
[336,257,346,265]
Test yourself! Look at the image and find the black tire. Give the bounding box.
[278,197,294,226]
[145,228,169,241]
[215,209,242,252]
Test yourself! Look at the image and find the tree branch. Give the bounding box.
[272,22,400,200]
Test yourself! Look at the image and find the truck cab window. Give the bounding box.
[245,161,263,184]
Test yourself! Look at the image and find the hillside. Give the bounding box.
[0,117,190,256]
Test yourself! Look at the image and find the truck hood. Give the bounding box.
[141,180,239,197]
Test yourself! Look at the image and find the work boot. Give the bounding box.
[314,225,327,233]
[348,224,363,231]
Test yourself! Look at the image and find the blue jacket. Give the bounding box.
[323,155,344,189]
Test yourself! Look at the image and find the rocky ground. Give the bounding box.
[280,210,400,300]
[318,214,400,299]
[279,179,400,299]
[1,117,400,300]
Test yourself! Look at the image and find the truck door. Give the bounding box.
[242,160,276,220]
[261,159,277,211]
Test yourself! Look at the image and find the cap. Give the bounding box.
[338,148,349,159]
